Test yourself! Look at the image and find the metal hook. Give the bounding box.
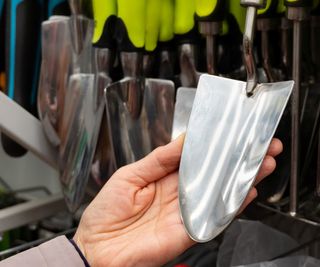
[240,0,266,95]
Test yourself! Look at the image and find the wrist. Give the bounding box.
[72,233,90,265]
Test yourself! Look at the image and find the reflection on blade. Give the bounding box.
[171,87,196,140]
[179,74,293,242]
[106,77,175,168]
[59,74,104,212]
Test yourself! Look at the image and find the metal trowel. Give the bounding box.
[89,0,117,188]
[171,0,199,140]
[178,0,294,242]
[106,0,175,168]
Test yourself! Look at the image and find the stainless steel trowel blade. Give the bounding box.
[106,77,175,168]
[179,74,294,242]
[59,73,104,212]
[171,87,196,140]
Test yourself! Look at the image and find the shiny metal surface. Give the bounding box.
[90,48,115,186]
[59,74,104,212]
[159,50,175,80]
[242,6,258,94]
[179,74,293,242]
[179,44,201,88]
[257,18,278,82]
[240,0,266,8]
[121,52,143,77]
[198,21,221,75]
[37,17,72,146]
[106,77,175,167]
[171,87,196,140]
[143,54,155,77]
[286,6,311,215]
[288,10,303,216]
[38,16,93,147]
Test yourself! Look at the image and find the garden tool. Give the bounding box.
[38,2,93,147]
[3,0,45,157]
[175,0,200,88]
[58,0,109,211]
[143,0,161,77]
[158,0,175,80]
[178,0,293,242]
[278,1,293,79]
[257,0,281,82]
[37,16,73,147]
[90,0,117,187]
[256,1,293,204]
[219,0,247,79]
[106,0,175,168]
[285,0,312,215]
[195,0,226,75]
[172,0,227,140]
[171,0,199,140]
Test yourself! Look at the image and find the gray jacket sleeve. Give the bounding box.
[0,236,85,267]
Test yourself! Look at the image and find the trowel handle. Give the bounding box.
[145,0,161,52]
[115,0,145,51]
[159,0,174,42]
[195,0,226,21]
[174,0,196,35]
[92,0,117,48]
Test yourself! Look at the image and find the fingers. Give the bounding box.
[238,188,257,214]
[254,155,276,186]
[117,134,185,187]
[267,138,283,157]
[238,139,282,214]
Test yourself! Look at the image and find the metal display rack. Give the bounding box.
[0,91,66,232]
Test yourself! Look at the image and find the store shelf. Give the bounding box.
[0,92,58,169]
[0,92,67,232]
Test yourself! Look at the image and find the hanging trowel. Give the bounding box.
[171,0,198,140]
[157,0,175,81]
[38,1,93,147]
[179,0,294,242]
[90,0,117,187]
[106,0,175,168]
[172,0,226,140]
[284,0,312,215]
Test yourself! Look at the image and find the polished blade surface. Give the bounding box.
[171,87,196,140]
[179,74,294,242]
[106,77,175,168]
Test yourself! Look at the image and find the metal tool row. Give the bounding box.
[0,0,320,225]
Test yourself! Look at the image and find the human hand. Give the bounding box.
[74,135,283,267]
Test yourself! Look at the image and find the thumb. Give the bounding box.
[117,134,185,187]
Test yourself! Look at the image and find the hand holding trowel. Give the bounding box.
[106,0,175,168]
[178,0,294,242]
